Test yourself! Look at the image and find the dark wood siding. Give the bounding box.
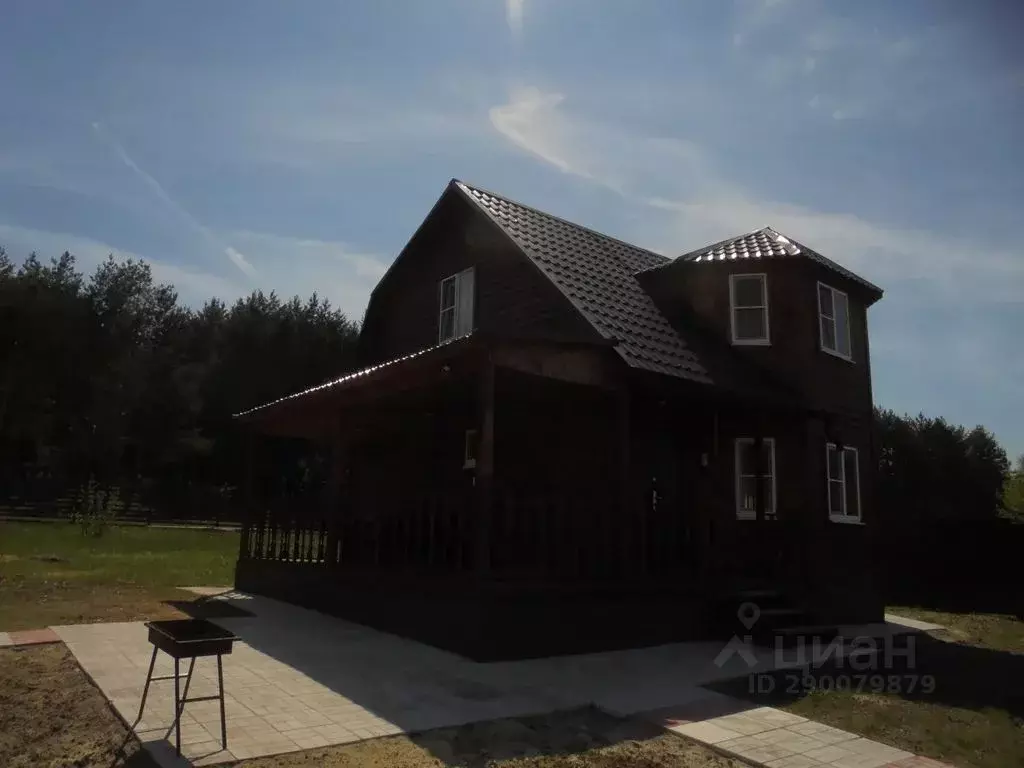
[659,259,874,415]
[359,190,597,365]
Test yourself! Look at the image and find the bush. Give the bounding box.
[1003,455,1024,521]
[68,478,120,536]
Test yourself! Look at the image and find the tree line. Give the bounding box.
[0,246,1020,523]
[0,247,359,519]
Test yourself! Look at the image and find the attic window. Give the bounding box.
[818,282,852,360]
[438,267,475,344]
[729,274,770,345]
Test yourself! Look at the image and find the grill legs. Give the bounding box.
[173,658,181,754]
[217,654,227,748]
[135,651,228,757]
[133,646,159,729]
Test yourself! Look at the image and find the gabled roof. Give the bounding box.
[454,181,713,383]
[652,226,882,297]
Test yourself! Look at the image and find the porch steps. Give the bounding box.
[709,585,826,646]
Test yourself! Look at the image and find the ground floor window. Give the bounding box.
[735,437,776,520]
[827,443,861,522]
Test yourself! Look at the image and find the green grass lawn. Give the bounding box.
[0,521,238,630]
[889,605,1024,654]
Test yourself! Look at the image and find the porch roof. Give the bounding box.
[233,336,482,438]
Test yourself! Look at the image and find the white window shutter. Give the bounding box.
[456,268,475,337]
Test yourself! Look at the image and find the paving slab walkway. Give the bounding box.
[640,691,954,768]
[43,590,951,768]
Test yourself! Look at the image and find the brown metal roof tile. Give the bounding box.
[657,226,881,295]
[456,181,712,384]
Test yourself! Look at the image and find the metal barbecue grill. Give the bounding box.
[135,619,239,756]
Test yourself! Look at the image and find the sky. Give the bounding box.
[1,0,1022,456]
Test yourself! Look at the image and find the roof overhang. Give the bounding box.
[234,336,484,439]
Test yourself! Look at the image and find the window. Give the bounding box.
[735,437,776,519]
[463,429,479,469]
[729,274,769,344]
[818,283,852,360]
[826,444,861,522]
[438,267,475,344]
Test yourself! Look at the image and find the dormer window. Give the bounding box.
[438,267,475,344]
[729,274,769,345]
[818,282,852,360]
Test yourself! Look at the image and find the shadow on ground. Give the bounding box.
[133,589,777,765]
[163,597,255,620]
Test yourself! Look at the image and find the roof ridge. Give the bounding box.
[634,226,770,275]
[680,226,774,261]
[454,179,670,266]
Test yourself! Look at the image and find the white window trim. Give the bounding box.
[735,437,776,520]
[729,273,770,346]
[817,281,853,362]
[438,268,474,344]
[826,443,862,523]
[438,274,458,344]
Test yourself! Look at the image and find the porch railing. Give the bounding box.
[240,485,698,582]
[240,488,475,571]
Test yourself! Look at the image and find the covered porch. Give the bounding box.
[232,337,722,658]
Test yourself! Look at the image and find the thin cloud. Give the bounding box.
[486,84,1023,303]
[507,0,525,39]
[90,121,256,278]
[224,229,389,320]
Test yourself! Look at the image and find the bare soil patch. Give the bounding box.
[0,644,158,768]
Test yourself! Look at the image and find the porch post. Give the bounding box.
[324,414,344,567]
[617,389,631,578]
[474,358,496,574]
[239,430,254,560]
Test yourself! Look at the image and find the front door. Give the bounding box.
[645,425,695,579]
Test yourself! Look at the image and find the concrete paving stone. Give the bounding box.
[291,731,333,749]
[8,627,61,645]
[191,748,235,767]
[805,744,862,763]
[787,721,860,745]
[224,743,264,760]
[766,755,829,768]
[671,720,746,744]
[717,734,777,752]
[720,739,801,763]
[705,712,780,736]
[755,729,836,754]
[831,755,905,768]
[313,724,360,742]
[842,739,915,760]
[741,707,810,727]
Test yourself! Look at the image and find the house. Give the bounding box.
[234,179,884,660]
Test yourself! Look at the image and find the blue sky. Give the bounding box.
[1,0,1022,455]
